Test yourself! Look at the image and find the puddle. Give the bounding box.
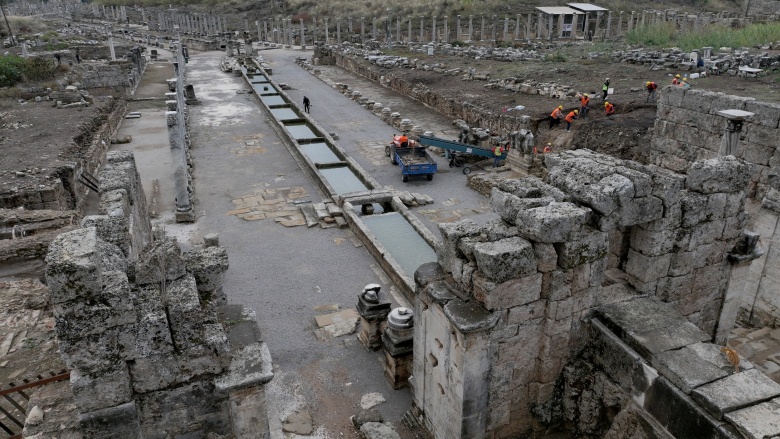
[270,108,299,121]
[300,142,340,163]
[284,123,317,140]
[319,167,369,194]
[361,212,437,278]
[260,95,286,106]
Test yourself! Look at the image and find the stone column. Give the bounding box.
[596,11,603,37]
[629,11,635,32]
[108,32,116,61]
[537,12,543,39]
[382,308,414,389]
[356,285,391,350]
[491,15,496,41]
[432,17,436,42]
[396,18,401,44]
[717,110,753,156]
[360,17,365,44]
[300,18,305,49]
[456,15,461,41]
[408,18,412,43]
[443,16,448,43]
[372,16,376,40]
[337,18,342,44]
[313,16,318,43]
[420,17,424,42]
[515,14,521,39]
[606,11,612,37]
[548,14,554,41]
[468,15,473,41]
[325,18,329,44]
[480,15,485,41]
[348,17,353,34]
[503,17,509,41]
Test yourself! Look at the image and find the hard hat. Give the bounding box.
[574,110,579,114]
[646,81,651,85]
[584,93,589,97]
[547,143,552,146]
[675,74,681,78]
[683,77,688,81]
[558,105,563,109]
[606,78,610,80]
[604,102,609,106]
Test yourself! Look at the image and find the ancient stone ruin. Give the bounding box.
[42,151,273,438]
[409,149,772,438]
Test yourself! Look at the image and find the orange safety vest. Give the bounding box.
[672,78,680,85]
[565,111,577,122]
[551,108,562,118]
[579,96,589,107]
[647,82,657,91]
[543,145,552,153]
[605,103,615,114]
[399,135,408,144]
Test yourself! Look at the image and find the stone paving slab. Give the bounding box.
[729,326,780,383]
[725,396,780,439]
[692,368,780,419]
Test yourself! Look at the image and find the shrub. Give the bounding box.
[544,51,567,62]
[0,56,56,87]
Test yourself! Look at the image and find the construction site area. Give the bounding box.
[4,0,780,438]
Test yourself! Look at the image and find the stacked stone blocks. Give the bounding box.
[413,150,753,439]
[44,151,271,438]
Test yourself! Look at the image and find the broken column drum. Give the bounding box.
[382,307,414,389]
[356,283,391,350]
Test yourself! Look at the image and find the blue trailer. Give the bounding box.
[393,147,437,182]
[417,135,507,174]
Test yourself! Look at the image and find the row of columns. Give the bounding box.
[153,13,228,35]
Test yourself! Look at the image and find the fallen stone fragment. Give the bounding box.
[360,392,386,410]
[359,422,401,439]
[352,408,383,428]
[282,410,313,435]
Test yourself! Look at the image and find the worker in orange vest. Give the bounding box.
[398,133,409,147]
[543,143,552,153]
[645,81,658,102]
[579,94,590,118]
[565,109,578,132]
[604,101,615,116]
[492,144,505,168]
[549,105,564,129]
[672,74,681,85]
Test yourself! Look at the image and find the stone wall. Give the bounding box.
[411,150,753,438]
[649,85,778,201]
[545,296,780,439]
[79,46,148,94]
[43,151,273,438]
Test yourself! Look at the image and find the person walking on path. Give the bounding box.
[492,144,505,168]
[604,101,615,117]
[645,81,658,102]
[549,105,563,129]
[602,78,610,100]
[303,96,311,113]
[75,48,81,64]
[579,93,590,118]
[565,110,578,132]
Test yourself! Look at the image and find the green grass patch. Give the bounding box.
[628,21,780,51]
[0,56,57,87]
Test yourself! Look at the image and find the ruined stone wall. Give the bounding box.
[545,296,780,439]
[745,0,780,17]
[0,97,126,213]
[43,151,272,438]
[412,151,752,438]
[79,47,148,94]
[324,48,529,135]
[649,85,778,201]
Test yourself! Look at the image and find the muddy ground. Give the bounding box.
[371,42,780,159]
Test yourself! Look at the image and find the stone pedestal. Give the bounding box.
[356,284,391,350]
[382,308,414,389]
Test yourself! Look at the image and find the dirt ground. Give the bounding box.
[369,42,780,158]
[0,98,117,194]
